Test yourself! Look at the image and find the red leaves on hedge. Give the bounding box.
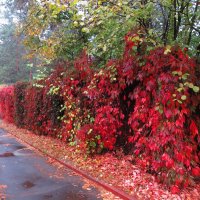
[0,31,199,192]
[192,167,200,177]
[171,185,180,194]
[190,120,198,137]
[122,32,200,190]
[0,86,14,123]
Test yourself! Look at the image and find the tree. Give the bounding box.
[16,0,88,62]
[15,0,200,65]
[0,1,34,84]
[0,23,32,83]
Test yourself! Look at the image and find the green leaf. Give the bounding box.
[158,108,163,114]
[155,106,159,111]
[148,29,153,36]
[82,27,90,33]
[172,71,178,75]
[90,117,95,122]
[188,83,194,88]
[103,45,107,52]
[73,21,78,26]
[182,73,189,80]
[132,46,137,51]
[177,100,182,104]
[181,95,187,100]
[95,135,101,140]
[193,86,199,93]
[90,141,96,148]
[177,88,183,92]
[71,0,79,6]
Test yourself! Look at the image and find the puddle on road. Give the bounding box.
[0,140,25,149]
[14,145,26,150]
[43,194,53,199]
[0,135,9,138]
[0,152,14,157]
[0,148,34,157]
[22,181,35,189]
[43,191,89,200]
[60,191,88,200]
[14,148,34,156]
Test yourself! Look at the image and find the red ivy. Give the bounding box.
[0,31,199,192]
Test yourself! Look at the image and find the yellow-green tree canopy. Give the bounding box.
[13,0,200,64]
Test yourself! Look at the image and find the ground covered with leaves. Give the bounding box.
[0,121,199,200]
[0,184,6,200]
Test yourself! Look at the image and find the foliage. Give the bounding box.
[0,85,14,123]
[16,0,200,65]
[13,82,29,127]
[0,22,32,84]
[1,1,199,193]
[0,33,199,192]
[123,34,200,191]
[18,0,87,62]
[0,0,41,84]
[0,81,63,136]
[23,81,63,135]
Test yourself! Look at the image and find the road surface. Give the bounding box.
[0,129,102,200]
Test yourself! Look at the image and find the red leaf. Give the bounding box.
[161,153,169,161]
[178,168,185,175]
[128,136,134,143]
[165,158,174,169]
[190,120,198,137]
[185,146,193,158]
[134,149,140,156]
[171,185,180,194]
[164,109,172,119]
[176,153,183,162]
[192,167,200,177]
[185,159,190,167]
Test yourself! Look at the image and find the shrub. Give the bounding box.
[122,33,200,190]
[0,86,14,123]
[14,82,29,127]
[0,32,199,191]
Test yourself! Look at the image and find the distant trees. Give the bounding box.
[0,21,32,84]
[0,0,38,84]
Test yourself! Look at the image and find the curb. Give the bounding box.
[9,132,137,200]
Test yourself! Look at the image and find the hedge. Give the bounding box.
[0,33,199,192]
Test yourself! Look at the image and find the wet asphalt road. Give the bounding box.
[0,129,102,200]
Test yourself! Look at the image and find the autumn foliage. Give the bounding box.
[0,33,199,192]
[0,85,14,123]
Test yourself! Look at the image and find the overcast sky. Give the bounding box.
[0,0,8,24]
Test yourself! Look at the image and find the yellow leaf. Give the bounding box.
[103,45,107,52]
[164,45,171,54]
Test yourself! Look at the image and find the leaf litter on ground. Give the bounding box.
[0,120,199,200]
